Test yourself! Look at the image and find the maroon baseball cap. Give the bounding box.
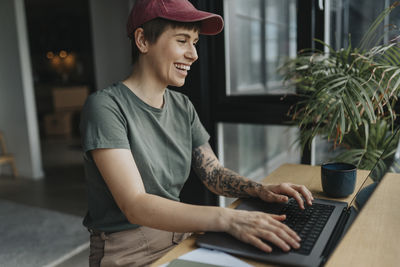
[127,0,224,37]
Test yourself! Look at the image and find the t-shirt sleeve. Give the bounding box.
[80,93,130,153]
[187,100,210,149]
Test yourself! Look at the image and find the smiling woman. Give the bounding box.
[129,26,200,90]
[79,0,313,266]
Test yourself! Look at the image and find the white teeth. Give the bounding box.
[174,64,190,71]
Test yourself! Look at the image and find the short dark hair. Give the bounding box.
[130,18,201,64]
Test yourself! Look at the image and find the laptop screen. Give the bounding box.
[350,124,400,210]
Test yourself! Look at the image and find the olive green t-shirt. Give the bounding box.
[80,82,210,232]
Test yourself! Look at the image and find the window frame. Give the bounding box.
[212,0,324,126]
[224,0,298,96]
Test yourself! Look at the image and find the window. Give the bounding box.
[327,0,400,51]
[213,0,309,207]
[180,1,319,205]
[314,0,400,165]
[218,123,301,179]
[218,123,301,206]
[224,0,297,95]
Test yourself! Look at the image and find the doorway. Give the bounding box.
[24,0,95,173]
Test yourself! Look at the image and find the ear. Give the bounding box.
[134,28,149,53]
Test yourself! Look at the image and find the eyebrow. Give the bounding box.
[174,33,199,42]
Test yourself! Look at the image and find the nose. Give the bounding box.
[185,44,198,62]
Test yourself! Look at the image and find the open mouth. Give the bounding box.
[174,63,190,71]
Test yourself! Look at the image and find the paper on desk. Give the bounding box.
[160,248,254,267]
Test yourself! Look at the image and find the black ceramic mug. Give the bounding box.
[321,162,357,198]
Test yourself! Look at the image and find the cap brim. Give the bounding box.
[161,10,224,35]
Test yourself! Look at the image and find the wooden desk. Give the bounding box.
[326,172,400,267]
[151,163,399,267]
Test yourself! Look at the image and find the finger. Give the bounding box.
[272,227,301,249]
[258,230,291,252]
[270,214,286,221]
[246,235,273,253]
[286,187,305,209]
[294,185,314,206]
[298,185,313,205]
[276,194,289,203]
[262,190,288,203]
[267,217,301,242]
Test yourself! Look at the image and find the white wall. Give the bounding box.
[0,0,43,179]
[89,0,133,90]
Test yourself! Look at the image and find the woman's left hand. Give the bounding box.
[257,183,314,209]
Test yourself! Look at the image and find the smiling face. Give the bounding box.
[145,26,199,88]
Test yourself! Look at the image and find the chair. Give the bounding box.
[0,132,18,177]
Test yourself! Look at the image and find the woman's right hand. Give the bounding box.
[222,209,301,253]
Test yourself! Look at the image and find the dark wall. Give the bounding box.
[177,0,225,206]
[25,0,95,87]
[24,0,96,138]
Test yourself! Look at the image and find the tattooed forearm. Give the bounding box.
[192,143,262,198]
[216,168,263,197]
[192,145,219,190]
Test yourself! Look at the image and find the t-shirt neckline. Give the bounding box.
[119,82,167,114]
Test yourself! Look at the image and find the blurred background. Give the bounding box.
[0,0,399,266]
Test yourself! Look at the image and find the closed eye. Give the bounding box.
[174,32,199,45]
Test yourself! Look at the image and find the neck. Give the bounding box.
[123,64,166,109]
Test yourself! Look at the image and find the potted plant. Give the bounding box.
[280,2,400,179]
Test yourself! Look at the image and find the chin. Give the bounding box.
[170,80,186,87]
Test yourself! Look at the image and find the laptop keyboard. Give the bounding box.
[280,199,335,255]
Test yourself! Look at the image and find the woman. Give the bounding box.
[80,0,314,266]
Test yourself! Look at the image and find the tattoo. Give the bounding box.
[192,143,262,198]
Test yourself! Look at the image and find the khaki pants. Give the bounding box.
[89,226,190,267]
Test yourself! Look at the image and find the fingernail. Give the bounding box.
[295,242,300,249]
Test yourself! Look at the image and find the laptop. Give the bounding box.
[196,126,400,267]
